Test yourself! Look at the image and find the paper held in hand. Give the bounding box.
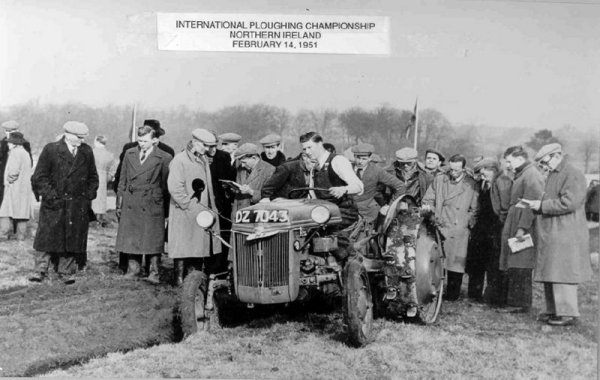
[507,234,534,254]
[219,179,243,190]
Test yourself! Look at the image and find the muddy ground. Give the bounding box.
[0,215,598,378]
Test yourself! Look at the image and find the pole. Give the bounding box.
[412,97,419,150]
[130,104,137,143]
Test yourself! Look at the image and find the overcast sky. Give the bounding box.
[1,0,598,130]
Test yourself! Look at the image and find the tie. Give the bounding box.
[71,147,77,157]
[140,151,147,163]
[356,168,363,179]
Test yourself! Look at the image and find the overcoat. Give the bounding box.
[115,146,171,254]
[32,138,99,253]
[534,159,591,283]
[490,172,513,224]
[0,137,32,204]
[231,159,275,217]
[91,146,115,214]
[261,157,310,200]
[209,148,236,218]
[355,162,404,221]
[500,162,544,270]
[386,162,430,205]
[0,145,33,219]
[167,149,222,259]
[422,172,479,273]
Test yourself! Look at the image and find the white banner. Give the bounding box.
[157,13,390,55]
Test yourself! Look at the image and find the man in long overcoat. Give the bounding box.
[0,132,33,240]
[499,146,545,313]
[91,135,115,226]
[352,143,404,223]
[422,154,479,301]
[30,121,99,284]
[115,124,172,283]
[0,120,32,205]
[168,129,223,286]
[522,144,592,326]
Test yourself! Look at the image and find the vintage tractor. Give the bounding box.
[179,189,445,347]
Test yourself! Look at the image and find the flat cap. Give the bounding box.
[234,143,260,159]
[473,157,499,172]
[351,143,375,155]
[219,132,242,144]
[395,147,418,162]
[259,134,281,146]
[425,148,446,163]
[7,131,26,145]
[192,128,217,146]
[534,143,562,162]
[143,119,165,137]
[1,120,19,131]
[370,153,383,163]
[63,121,89,137]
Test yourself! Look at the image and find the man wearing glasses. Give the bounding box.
[520,143,591,326]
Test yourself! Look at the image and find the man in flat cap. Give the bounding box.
[519,143,591,326]
[167,129,223,286]
[422,154,479,301]
[261,152,317,200]
[115,123,172,284]
[466,157,512,305]
[30,121,99,284]
[0,120,32,206]
[352,143,404,223]
[386,147,430,206]
[259,134,286,167]
[300,131,363,264]
[230,143,275,219]
[218,132,242,165]
[113,119,174,272]
[423,148,445,181]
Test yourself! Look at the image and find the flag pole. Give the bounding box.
[130,103,137,143]
[412,97,419,150]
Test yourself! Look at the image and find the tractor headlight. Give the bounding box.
[310,206,331,224]
[196,210,216,229]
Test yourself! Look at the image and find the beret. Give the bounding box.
[473,157,499,172]
[395,147,418,162]
[234,143,260,159]
[351,143,375,155]
[1,120,19,131]
[259,133,281,146]
[534,143,562,162]
[63,121,89,137]
[425,148,445,163]
[192,128,217,146]
[143,119,165,137]
[219,132,242,143]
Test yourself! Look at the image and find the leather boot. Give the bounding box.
[445,271,463,301]
[145,255,160,284]
[123,256,141,280]
[173,259,185,287]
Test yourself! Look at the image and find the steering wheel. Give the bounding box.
[287,187,331,198]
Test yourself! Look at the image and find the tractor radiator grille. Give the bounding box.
[234,232,289,288]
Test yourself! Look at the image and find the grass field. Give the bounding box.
[0,216,597,379]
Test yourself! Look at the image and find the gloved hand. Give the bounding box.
[115,196,123,221]
[515,228,526,242]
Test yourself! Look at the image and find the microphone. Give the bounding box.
[191,178,205,201]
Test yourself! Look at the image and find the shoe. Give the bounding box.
[28,272,46,282]
[145,272,160,284]
[536,312,555,322]
[547,316,578,326]
[406,305,418,318]
[496,306,528,314]
[60,275,76,285]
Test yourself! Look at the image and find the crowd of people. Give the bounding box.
[0,118,592,327]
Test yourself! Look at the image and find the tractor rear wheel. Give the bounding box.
[343,258,374,347]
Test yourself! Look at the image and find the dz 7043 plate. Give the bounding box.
[235,209,290,223]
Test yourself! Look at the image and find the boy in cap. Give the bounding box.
[520,143,592,326]
[30,121,99,284]
[351,143,404,223]
[259,133,286,167]
[167,128,223,286]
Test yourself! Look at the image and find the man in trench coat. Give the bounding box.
[521,143,592,326]
[115,124,172,284]
[30,121,99,284]
[168,129,223,286]
[422,154,479,301]
[499,146,545,313]
[91,135,116,227]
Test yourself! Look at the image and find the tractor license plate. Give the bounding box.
[235,209,290,223]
